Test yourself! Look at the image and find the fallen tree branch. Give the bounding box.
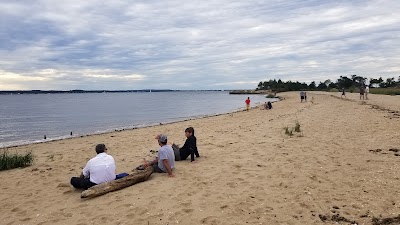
[81,166,153,198]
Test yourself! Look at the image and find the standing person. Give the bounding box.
[172,127,199,162]
[341,88,346,98]
[304,92,307,102]
[70,144,116,190]
[365,86,370,100]
[360,85,365,100]
[300,91,305,102]
[245,97,251,111]
[143,134,175,177]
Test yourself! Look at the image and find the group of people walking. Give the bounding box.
[70,127,199,190]
[341,85,370,100]
[299,91,307,102]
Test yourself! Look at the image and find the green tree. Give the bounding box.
[309,81,316,90]
[318,82,327,89]
[337,76,353,89]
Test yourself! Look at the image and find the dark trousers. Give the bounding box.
[70,177,97,190]
[151,164,164,173]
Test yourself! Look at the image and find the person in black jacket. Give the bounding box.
[172,127,199,162]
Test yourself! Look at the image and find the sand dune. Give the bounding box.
[1,91,399,225]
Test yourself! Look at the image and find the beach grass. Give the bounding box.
[284,126,293,136]
[370,88,400,95]
[294,121,301,132]
[0,151,34,171]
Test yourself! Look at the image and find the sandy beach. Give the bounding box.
[1,91,400,225]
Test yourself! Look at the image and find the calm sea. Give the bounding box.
[0,91,274,148]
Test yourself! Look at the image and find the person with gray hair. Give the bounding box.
[143,134,175,177]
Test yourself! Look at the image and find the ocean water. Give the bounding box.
[0,91,275,148]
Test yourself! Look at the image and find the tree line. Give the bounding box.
[256,75,400,92]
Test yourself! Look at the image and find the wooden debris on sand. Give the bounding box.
[81,166,153,198]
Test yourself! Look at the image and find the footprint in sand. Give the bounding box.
[182,208,194,213]
[57,183,70,188]
[201,216,219,224]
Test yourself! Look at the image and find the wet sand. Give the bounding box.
[1,91,400,225]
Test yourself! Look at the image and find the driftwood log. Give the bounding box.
[81,166,153,198]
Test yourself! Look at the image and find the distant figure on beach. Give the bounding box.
[341,88,346,98]
[365,86,369,100]
[267,101,272,109]
[172,127,199,162]
[261,102,267,110]
[304,92,307,102]
[70,144,116,190]
[300,91,305,102]
[142,134,175,177]
[360,85,365,100]
[245,97,251,111]
[261,101,272,110]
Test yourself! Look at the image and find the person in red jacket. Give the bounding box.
[245,97,250,111]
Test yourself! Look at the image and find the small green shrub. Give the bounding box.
[47,154,55,161]
[349,87,355,93]
[284,126,293,136]
[0,151,34,171]
[294,121,301,132]
[284,121,303,137]
[266,94,275,98]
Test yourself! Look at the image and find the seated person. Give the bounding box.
[260,102,267,110]
[143,134,175,177]
[172,127,199,162]
[70,144,116,190]
[267,101,272,109]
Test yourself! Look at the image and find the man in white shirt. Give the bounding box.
[70,144,116,190]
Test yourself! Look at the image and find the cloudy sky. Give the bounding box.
[0,0,399,90]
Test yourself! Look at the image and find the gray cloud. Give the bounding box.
[0,0,399,90]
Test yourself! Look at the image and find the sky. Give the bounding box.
[0,0,399,90]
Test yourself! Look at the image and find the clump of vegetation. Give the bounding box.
[47,154,55,161]
[294,121,301,132]
[328,88,339,92]
[266,94,276,98]
[284,121,303,137]
[370,88,400,95]
[0,151,34,171]
[284,126,293,136]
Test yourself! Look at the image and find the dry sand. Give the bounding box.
[1,91,400,225]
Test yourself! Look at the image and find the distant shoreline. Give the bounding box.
[229,90,272,95]
[0,89,226,95]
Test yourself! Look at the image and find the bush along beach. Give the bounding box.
[369,88,400,96]
[0,151,34,171]
[256,75,400,95]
